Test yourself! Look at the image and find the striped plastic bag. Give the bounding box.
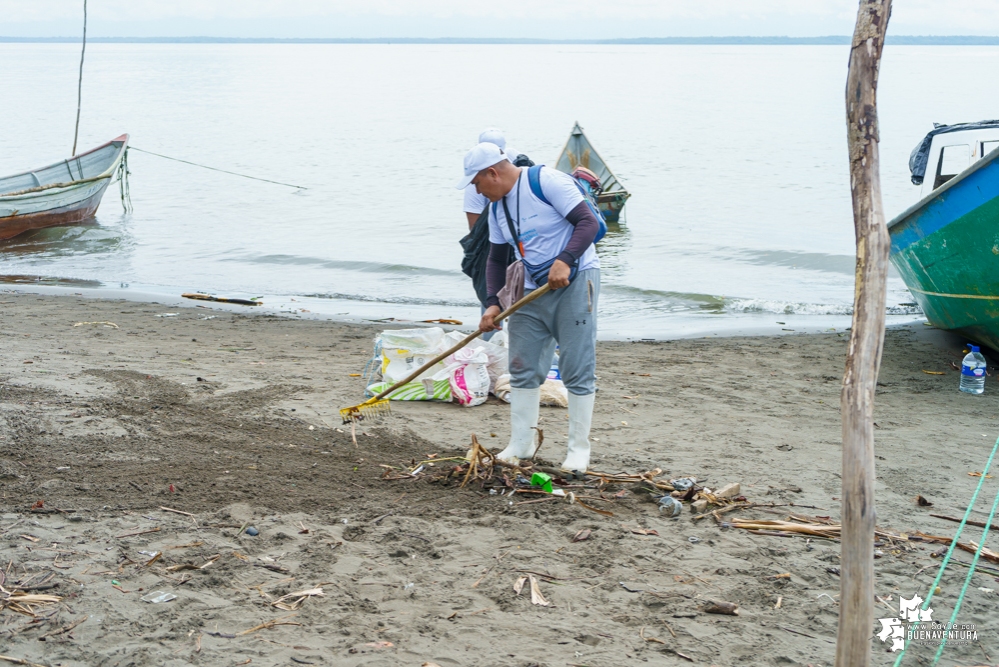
[365,378,452,402]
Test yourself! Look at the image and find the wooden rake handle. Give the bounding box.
[372,283,552,402]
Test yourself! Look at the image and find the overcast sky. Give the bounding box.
[2,0,997,39]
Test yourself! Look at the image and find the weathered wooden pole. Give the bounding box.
[838,1,892,666]
[72,0,88,156]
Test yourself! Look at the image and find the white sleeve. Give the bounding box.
[538,167,585,218]
[463,185,488,214]
[487,205,506,244]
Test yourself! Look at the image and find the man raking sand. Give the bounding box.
[457,141,603,474]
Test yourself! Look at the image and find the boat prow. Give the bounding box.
[888,121,999,349]
[555,122,631,224]
[0,134,130,241]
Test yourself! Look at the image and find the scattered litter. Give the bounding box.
[272,587,324,611]
[715,482,741,499]
[631,528,659,536]
[198,315,217,320]
[140,591,177,604]
[182,293,261,306]
[531,472,553,493]
[572,529,591,542]
[73,321,118,328]
[421,319,462,325]
[922,369,945,375]
[979,587,995,594]
[916,495,933,506]
[703,600,739,616]
[155,313,179,318]
[658,496,682,517]
[365,641,394,649]
[528,575,551,607]
[245,527,259,536]
[0,588,62,615]
[687,536,701,543]
[669,477,696,492]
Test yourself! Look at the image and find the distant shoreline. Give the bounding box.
[3,35,999,45]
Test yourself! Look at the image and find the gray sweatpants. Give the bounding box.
[508,269,599,395]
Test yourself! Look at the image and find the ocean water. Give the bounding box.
[3,43,999,338]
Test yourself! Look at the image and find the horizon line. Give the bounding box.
[4,35,999,45]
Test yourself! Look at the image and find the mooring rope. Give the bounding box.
[115,148,133,213]
[892,434,999,666]
[129,146,308,190]
[71,0,87,157]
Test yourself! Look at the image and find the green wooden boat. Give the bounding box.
[889,121,999,349]
[555,122,631,223]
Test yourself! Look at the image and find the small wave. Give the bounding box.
[303,292,479,308]
[726,299,924,316]
[726,299,853,315]
[0,274,104,288]
[602,284,728,312]
[727,248,858,275]
[222,253,461,277]
[886,303,924,315]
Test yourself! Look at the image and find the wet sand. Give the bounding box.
[2,291,998,666]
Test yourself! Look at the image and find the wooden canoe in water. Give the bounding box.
[0,134,129,241]
[555,122,630,224]
[889,122,999,349]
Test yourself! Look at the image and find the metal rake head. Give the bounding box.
[340,398,391,424]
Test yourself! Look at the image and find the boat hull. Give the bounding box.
[888,148,999,349]
[0,135,128,241]
[556,122,630,223]
[0,180,111,241]
[596,191,630,224]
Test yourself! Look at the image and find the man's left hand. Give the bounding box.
[548,259,572,290]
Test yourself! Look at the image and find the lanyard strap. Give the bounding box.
[501,173,525,259]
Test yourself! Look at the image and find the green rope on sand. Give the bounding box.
[892,435,999,666]
[931,475,999,664]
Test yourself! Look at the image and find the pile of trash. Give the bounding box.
[377,434,744,518]
[363,327,568,408]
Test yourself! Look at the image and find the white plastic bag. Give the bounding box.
[491,373,568,408]
[443,332,508,391]
[434,346,491,407]
[377,328,448,384]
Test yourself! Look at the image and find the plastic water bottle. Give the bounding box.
[960,345,987,395]
[547,346,561,381]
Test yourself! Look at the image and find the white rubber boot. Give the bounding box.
[561,392,595,473]
[496,387,541,463]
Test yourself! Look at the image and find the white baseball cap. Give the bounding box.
[456,142,506,189]
[478,128,507,151]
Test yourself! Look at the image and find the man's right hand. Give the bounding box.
[479,305,502,332]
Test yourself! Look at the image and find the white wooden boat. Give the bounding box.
[555,122,630,223]
[0,134,129,241]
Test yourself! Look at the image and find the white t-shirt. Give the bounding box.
[488,166,600,289]
[462,147,520,215]
[463,185,489,215]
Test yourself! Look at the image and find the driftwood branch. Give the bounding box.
[838,2,892,666]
